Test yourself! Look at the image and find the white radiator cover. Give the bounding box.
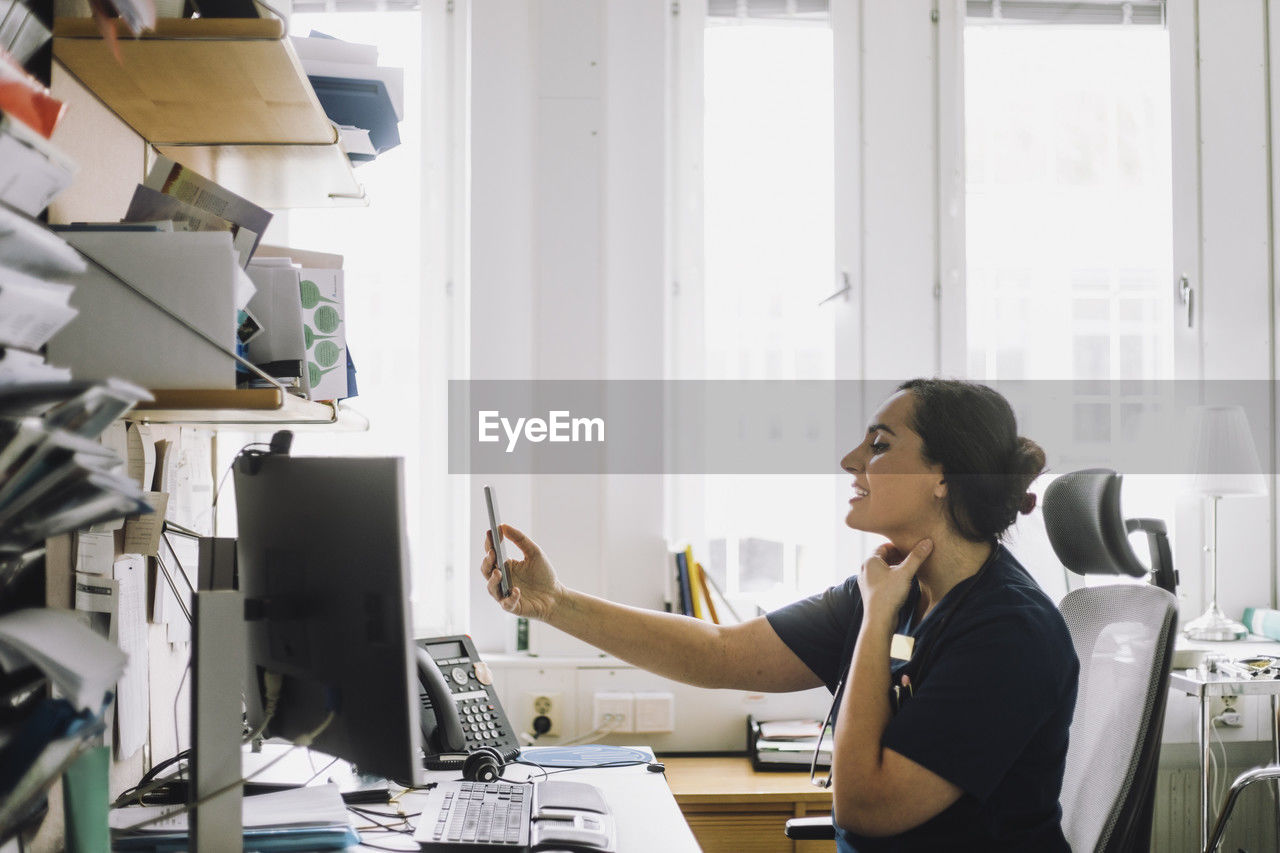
[1152,747,1277,852]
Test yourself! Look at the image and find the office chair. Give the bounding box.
[784,468,1178,850]
[1203,764,1280,852]
[1046,469,1179,852]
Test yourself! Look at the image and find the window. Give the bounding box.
[677,19,839,612]
[964,22,1175,598]
[222,11,449,632]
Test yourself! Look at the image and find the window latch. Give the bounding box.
[1178,274,1194,329]
[819,271,853,307]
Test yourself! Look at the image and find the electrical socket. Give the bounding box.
[592,692,634,734]
[1211,695,1245,728]
[524,691,561,739]
[634,692,675,733]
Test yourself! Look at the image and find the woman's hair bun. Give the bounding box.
[895,379,1046,542]
[1012,436,1047,483]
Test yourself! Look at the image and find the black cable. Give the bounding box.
[348,806,422,821]
[346,805,414,834]
[353,837,420,852]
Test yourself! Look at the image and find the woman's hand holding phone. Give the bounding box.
[481,524,565,622]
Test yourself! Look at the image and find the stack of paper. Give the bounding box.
[0,111,76,217]
[110,783,360,851]
[245,246,350,402]
[748,716,832,769]
[0,0,52,66]
[0,379,152,561]
[0,192,85,385]
[0,608,127,711]
[0,609,123,840]
[127,156,273,269]
[293,32,403,162]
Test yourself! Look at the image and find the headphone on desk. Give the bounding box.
[462,746,508,783]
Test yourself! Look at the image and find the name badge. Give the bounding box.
[890,633,915,662]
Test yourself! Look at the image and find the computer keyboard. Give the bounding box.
[414,778,615,852]
[416,780,530,848]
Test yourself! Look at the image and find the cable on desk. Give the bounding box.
[346,805,413,834]
[113,710,336,833]
[353,836,420,852]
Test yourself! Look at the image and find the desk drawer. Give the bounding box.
[680,802,832,853]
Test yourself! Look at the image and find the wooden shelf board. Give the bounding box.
[51,16,366,210]
[53,21,334,146]
[54,18,287,40]
[129,389,341,426]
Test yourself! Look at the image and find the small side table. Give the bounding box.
[1170,642,1280,851]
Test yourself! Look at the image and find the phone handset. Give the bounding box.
[417,646,466,754]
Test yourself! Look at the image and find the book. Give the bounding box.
[674,550,693,617]
[684,545,704,620]
[693,562,719,624]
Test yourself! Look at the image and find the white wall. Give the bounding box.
[467,0,670,654]
[1168,0,1277,635]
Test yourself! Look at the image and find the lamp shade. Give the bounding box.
[1188,405,1268,497]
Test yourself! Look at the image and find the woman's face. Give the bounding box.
[840,391,947,540]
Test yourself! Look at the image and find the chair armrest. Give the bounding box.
[784,815,835,840]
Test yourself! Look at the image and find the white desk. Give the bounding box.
[352,755,700,852]
[1170,637,1280,850]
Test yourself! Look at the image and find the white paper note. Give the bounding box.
[74,531,116,576]
[113,555,149,760]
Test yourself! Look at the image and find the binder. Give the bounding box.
[47,231,241,389]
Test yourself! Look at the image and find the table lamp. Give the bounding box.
[1184,405,1268,641]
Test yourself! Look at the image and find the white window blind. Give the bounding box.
[705,1,1165,27]
[967,0,1165,26]
[706,0,829,23]
[289,0,418,14]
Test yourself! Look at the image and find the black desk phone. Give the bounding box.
[416,634,520,769]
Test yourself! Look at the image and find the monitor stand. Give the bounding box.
[191,590,245,851]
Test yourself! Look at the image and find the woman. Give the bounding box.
[479,378,1078,851]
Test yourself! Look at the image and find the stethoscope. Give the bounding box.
[809,551,994,789]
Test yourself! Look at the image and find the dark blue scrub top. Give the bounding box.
[766,544,1078,853]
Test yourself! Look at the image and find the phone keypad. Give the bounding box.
[459,697,503,744]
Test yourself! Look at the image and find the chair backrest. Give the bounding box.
[1058,583,1177,853]
[1043,469,1176,593]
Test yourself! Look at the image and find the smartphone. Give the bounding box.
[483,485,511,597]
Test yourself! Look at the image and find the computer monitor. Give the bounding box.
[233,450,424,785]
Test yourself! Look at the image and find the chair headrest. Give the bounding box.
[1043,469,1148,578]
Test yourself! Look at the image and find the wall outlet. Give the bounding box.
[525,691,561,739]
[1211,695,1244,728]
[634,692,675,733]
[592,692,634,734]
